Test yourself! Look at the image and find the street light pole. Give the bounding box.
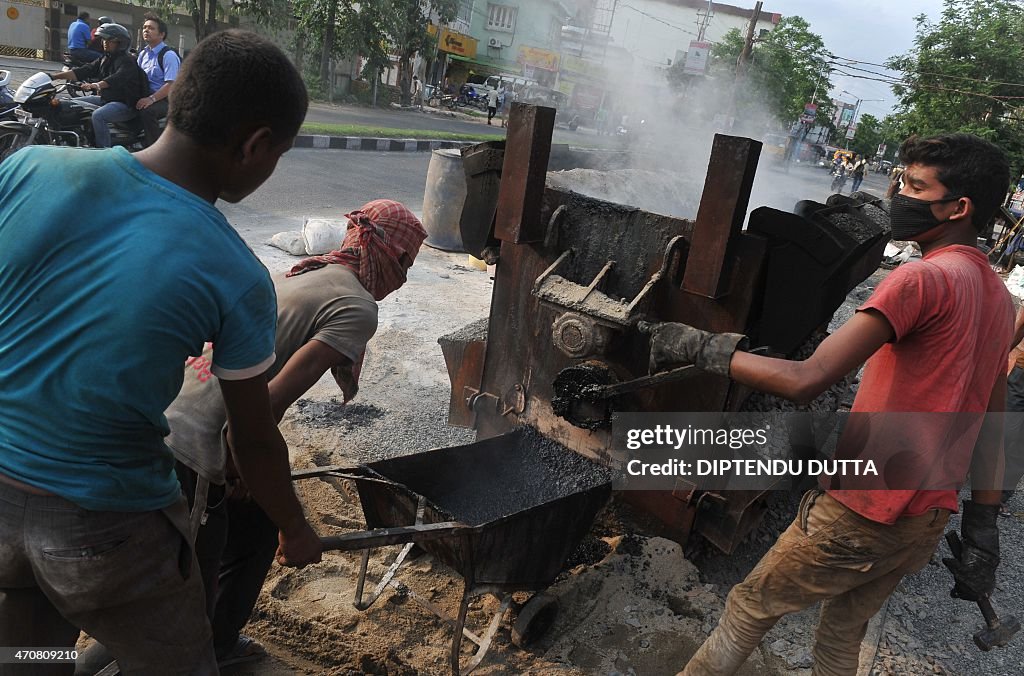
[839,90,883,150]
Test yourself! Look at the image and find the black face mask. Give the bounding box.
[889,193,962,241]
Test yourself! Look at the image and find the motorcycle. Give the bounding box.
[426,83,457,110]
[615,118,646,146]
[61,52,95,98]
[0,73,159,162]
[830,166,849,193]
[456,84,488,112]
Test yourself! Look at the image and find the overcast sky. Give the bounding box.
[771,0,944,120]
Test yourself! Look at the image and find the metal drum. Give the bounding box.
[422,148,467,251]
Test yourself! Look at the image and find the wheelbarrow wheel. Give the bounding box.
[511,593,558,648]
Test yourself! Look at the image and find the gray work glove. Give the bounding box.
[943,500,1000,601]
[637,321,748,378]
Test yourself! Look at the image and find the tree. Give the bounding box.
[850,113,883,158]
[152,0,287,44]
[293,0,456,103]
[886,0,1024,171]
[389,0,457,105]
[683,16,833,131]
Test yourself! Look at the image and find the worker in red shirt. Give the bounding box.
[641,133,1013,675]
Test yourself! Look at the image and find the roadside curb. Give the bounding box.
[293,135,481,152]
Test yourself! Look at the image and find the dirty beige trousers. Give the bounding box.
[682,490,949,676]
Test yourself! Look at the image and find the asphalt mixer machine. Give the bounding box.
[440,102,890,554]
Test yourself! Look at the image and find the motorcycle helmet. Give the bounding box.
[97,16,112,24]
[95,23,131,50]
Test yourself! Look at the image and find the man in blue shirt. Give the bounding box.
[67,11,100,62]
[136,13,180,147]
[0,30,321,674]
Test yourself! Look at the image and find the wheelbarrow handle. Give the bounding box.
[321,521,469,552]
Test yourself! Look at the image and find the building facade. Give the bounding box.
[440,0,576,87]
[608,0,779,75]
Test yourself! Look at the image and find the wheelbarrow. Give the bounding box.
[294,428,612,675]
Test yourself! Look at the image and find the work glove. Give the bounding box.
[637,321,747,378]
[943,500,1000,601]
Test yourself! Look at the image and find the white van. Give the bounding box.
[484,74,534,92]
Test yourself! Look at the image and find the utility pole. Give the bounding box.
[727,0,761,131]
[736,1,762,76]
[696,0,713,42]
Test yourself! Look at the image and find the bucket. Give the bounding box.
[422,148,467,252]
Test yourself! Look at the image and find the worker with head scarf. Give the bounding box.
[78,200,428,670]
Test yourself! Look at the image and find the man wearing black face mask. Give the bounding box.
[642,133,1015,676]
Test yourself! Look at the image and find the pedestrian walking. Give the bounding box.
[486,86,499,125]
[499,85,512,127]
[851,153,867,192]
[412,75,423,110]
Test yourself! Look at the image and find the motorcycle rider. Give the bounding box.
[67,12,100,63]
[86,16,113,55]
[831,155,851,193]
[51,23,141,148]
[136,13,179,147]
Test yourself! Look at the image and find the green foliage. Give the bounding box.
[299,121,502,141]
[850,114,883,157]
[292,0,457,102]
[692,17,833,128]
[886,0,1024,171]
[150,0,287,42]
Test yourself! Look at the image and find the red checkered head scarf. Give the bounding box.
[286,200,427,300]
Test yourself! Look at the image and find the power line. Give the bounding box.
[826,54,1024,89]
[618,4,699,37]
[831,63,1024,101]
[830,67,1024,112]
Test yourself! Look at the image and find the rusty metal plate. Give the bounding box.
[494,103,556,244]
[682,135,762,299]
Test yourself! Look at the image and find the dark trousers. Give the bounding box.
[138,98,168,147]
[69,48,102,63]
[487,105,497,123]
[176,463,278,657]
[851,174,864,192]
[1004,366,1024,501]
[0,481,216,676]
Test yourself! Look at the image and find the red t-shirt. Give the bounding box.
[827,245,1014,523]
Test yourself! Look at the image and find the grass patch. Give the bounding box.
[299,122,503,142]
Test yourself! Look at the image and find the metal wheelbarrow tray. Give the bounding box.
[298,427,612,674]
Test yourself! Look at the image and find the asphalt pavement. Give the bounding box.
[220,149,433,245]
[218,149,891,252]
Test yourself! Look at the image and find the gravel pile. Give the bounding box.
[290,399,385,429]
[437,316,489,343]
[545,168,702,219]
